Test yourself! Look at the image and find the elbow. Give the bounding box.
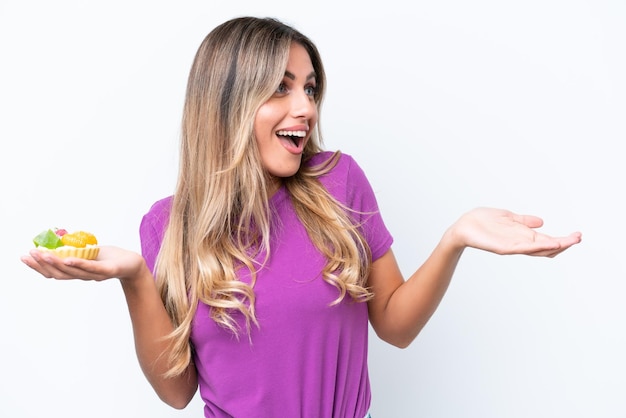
[376,330,417,349]
[152,365,198,410]
[392,340,412,350]
[160,391,195,410]
[387,337,414,349]
[169,400,192,411]
[154,378,198,410]
[371,317,424,349]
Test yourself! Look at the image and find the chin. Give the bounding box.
[274,167,301,178]
[268,158,303,179]
[272,169,300,182]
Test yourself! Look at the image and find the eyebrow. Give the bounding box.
[284,70,317,81]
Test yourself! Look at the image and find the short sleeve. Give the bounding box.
[344,156,393,261]
[316,152,394,262]
[139,196,172,274]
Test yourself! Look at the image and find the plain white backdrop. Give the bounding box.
[1,0,624,417]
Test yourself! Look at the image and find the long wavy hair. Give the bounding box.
[154,16,373,377]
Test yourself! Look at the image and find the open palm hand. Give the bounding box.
[453,207,582,257]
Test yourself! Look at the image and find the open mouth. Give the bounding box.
[276,130,306,150]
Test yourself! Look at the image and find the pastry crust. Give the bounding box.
[40,245,100,260]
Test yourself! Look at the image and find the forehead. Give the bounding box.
[285,43,314,73]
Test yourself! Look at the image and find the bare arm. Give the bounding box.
[21,246,198,409]
[119,261,198,409]
[367,207,582,348]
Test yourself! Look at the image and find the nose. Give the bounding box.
[290,89,316,119]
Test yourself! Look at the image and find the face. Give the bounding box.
[254,42,318,189]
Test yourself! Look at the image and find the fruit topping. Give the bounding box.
[33,228,98,250]
[61,231,98,248]
[33,229,64,249]
[54,228,68,237]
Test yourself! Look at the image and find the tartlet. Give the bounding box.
[33,228,100,260]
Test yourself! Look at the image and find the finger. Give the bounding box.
[536,232,582,252]
[526,247,568,258]
[512,213,544,229]
[568,231,583,244]
[521,233,582,257]
[22,253,72,279]
[27,250,100,281]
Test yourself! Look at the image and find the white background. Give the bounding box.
[1,0,624,417]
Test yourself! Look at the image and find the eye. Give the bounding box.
[275,82,289,95]
[304,84,317,97]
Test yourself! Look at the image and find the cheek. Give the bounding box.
[253,106,275,166]
[254,103,278,139]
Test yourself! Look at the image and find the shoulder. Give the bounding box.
[306,150,357,166]
[306,151,363,180]
[140,196,173,233]
[306,151,372,203]
[139,196,173,270]
[146,195,173,216]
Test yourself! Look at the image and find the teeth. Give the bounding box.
[277,130,306,137]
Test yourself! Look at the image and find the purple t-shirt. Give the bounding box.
[139,152,393,418]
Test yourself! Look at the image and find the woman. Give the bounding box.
[21,16,582,418]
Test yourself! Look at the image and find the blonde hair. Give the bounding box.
[155,17,373,377]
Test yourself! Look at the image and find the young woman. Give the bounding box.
[21,16,582,418]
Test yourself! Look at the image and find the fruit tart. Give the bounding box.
[33,228,99,259]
